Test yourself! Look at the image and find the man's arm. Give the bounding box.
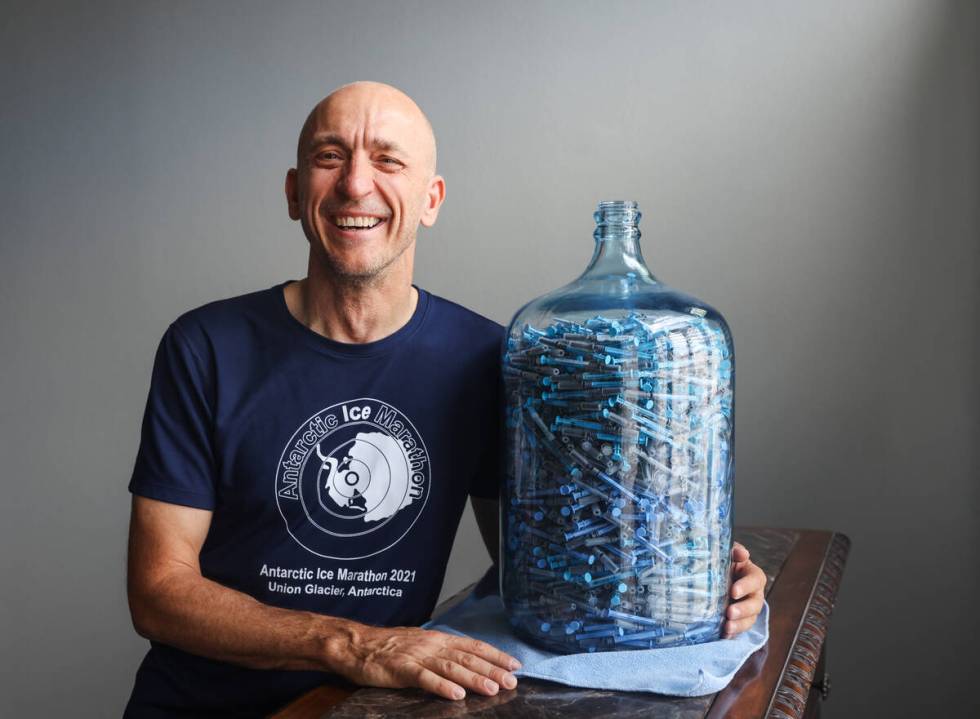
[126,495,520,700]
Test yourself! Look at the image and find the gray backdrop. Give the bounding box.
[2,1,977,716]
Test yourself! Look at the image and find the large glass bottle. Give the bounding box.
[501,201,734,653]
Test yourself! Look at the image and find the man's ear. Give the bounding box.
[419,174,446,228]
[285,168,301,221]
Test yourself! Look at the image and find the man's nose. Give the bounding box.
[338,156,374,199]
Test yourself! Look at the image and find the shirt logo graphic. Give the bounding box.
[275,399,430,560]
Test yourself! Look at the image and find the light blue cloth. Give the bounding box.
[426,593,768,697]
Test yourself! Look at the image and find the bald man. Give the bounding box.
[124,82,766,717]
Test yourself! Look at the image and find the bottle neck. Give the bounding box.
[580,201,657,282]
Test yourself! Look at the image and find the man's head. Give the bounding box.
[286,82,445,284]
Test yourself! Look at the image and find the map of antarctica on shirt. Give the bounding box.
[319,429,416,523]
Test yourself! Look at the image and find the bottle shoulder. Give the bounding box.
[506,277,730,339]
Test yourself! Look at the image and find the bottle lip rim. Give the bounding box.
[597,200,638,210]
[594,200,642,228]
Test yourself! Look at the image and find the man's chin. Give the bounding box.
[321,256,389,284]
[317,241,413,285]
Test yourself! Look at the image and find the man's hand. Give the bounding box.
[724,542,766,638]
[337,625,521,701]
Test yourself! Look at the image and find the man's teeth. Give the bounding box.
[334,216,382,228]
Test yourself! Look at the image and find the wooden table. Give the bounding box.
[271,527,850,719]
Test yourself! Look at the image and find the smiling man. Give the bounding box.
[124,82,766,717]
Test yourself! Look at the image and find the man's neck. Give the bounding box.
[284,266,418,345]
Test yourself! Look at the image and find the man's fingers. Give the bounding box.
[732,542,750,562]
[731,579,750,600]
[424,656,500,696]
[414,666,466,701]
[727,595,764,622]
[451,650,518,690]
[731,564,766,600]
[723,616,758,639]
[455,637,521,671]
[370,631,520,701]
[730,544,751,576]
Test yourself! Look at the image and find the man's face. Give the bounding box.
[287,86,444,283]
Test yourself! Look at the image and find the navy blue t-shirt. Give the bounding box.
[125,282,503,717]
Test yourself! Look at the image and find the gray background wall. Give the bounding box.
[2,1,977,716]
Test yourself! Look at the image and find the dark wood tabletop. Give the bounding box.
[271,527,850,719]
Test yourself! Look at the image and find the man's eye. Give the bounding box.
[317,151,342,161]
[380,157,402,166]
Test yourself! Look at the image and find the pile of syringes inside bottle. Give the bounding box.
[502,312,734,652]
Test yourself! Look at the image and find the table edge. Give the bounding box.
[766,531,851,718]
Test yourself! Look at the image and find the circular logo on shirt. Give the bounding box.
[274,399,431,560]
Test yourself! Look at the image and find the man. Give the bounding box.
[125,81,766,717]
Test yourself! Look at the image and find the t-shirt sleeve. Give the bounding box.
[128,322,217,510]
[468,348,503,500]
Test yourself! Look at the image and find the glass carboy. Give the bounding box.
[501,200,735,653]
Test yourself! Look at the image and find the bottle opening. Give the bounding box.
[597,200,638,211]
[594,200,641,228]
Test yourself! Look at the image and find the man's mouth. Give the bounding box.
[332,215,387,231]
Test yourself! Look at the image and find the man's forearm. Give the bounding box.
[130,568,358,673]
